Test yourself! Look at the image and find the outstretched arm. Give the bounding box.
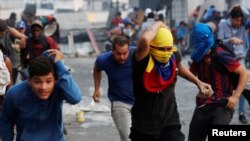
[8,26,27,48]
[92,65,102,103]
[178,63,213,96]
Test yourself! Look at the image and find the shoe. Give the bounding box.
[239,113,248,124]
[63,126,68,135]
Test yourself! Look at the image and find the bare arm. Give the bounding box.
[4,56,13,88]
[8,26,27,48]
[8,26,26,39]
[178,63,213,95]
[227,65,249,109]
[92,65,102,103]
[178,63,200,85]
[135,21,166,61]
[233,65,249,97]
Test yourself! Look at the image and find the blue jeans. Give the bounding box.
[242,90,250,105]
[238,95,246,114]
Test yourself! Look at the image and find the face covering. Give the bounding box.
[150,47,177,63]
[123,28,133,37]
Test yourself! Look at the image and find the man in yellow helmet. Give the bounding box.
[129,21,213,141]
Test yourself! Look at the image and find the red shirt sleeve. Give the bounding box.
[216,48,241,73]
[46,36,59,50]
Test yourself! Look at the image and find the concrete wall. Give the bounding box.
[171,0,188,26]
[116,0,250,28]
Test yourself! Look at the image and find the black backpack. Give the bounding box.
[210,39,239,90]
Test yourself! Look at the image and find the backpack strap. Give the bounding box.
[21,35,50,67]
[209,40,239,89]
[209,41,229,73]
[40,35,50,50]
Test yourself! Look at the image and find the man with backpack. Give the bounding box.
[188,23,249,141]
[21,19,59,79]
[0,19,27,57]
[217,5,249,124]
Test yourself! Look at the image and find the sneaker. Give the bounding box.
[239,113,248,124]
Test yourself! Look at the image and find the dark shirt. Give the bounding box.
[21,35,59,67]
[131,51,182,135]
[190,46,240,106]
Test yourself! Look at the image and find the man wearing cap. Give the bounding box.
[21,19,59,76]
[0,19,27,54]
[129,21,213,141]
[9,20,26,84]
[188,23,249,141]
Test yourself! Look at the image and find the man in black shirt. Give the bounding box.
[130,21,213,141]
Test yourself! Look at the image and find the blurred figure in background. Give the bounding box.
[112,11,123,28]
[6,12,17,28]
[10,20,26,84]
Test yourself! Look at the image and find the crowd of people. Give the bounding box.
[0,3,250,141]
[0,9,78,141]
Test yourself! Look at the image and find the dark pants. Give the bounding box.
[188,106,234,141]
[243,89,250,105]
[0,95,4,113]
[12,68,18,84]
[129,125,185,141]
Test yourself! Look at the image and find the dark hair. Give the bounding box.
[230,5,243,19]
[9,12,17,21]
[112,36,130,50]
[147,12,155,19]
[0,19,8,32]
[158,14,164,22]
[210,5,215,9]
[28,56,56,78]
[116,11,121,16]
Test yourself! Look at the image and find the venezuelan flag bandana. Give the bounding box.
[143,27,178,93]
[144,48,177,93]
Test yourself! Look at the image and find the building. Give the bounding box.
[132,0,250,27]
